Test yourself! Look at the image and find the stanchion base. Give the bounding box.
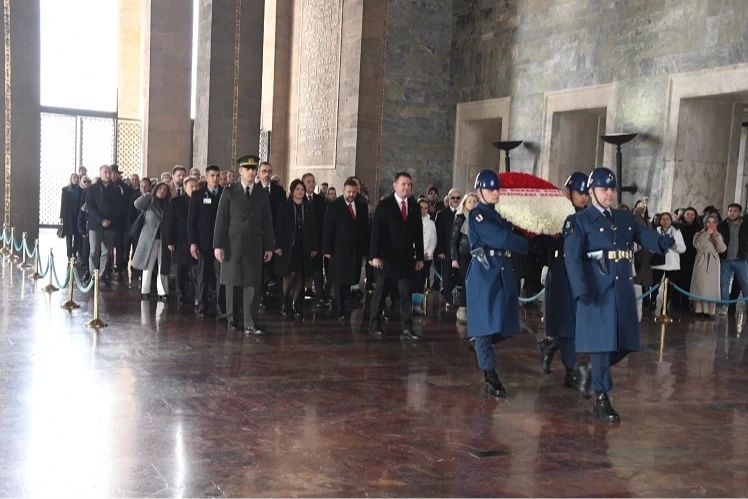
[61,301,80,310]
[656,315,673,324]
[41,284,59,293]
[28,272,41,280]
[17,261,32,269]
[6,254,18,262]
[84,318,108,329]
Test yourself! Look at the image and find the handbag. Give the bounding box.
[650,251,666,267]
[56,226,64,239]
[129,211,145,241]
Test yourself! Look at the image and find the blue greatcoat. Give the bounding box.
[465,202,530,338]
[564,206,668,353]
[544,232,576,339]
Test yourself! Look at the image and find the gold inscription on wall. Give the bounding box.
[296,0,342,169]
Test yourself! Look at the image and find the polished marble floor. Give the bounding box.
[0,232,747,497]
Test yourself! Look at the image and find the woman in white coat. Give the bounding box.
[413,199,437,315]
[651,212,686,312]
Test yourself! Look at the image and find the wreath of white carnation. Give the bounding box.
[495,188,575,236]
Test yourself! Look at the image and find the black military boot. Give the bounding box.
[483,369,506,398]
[563,367,579,390]
[593,392,620,422]
[537,337,559,374]
[572,362,592,399]
[280,297,291,317]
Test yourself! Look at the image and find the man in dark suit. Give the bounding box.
[434,188,462,306]
[188,164,224,318]
[323,178,369,320]
[256,161,286,307]
[369,172,424,340]
[302,172,329,306]
[214,155,275,335]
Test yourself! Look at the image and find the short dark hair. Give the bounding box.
[172,165,187,174]
[343,179,358,189]
[259,161,272,169]
[328,186,336,192]
[206,165,220,173]
[288,178,303,200]
[301,172,315,182]
[320,182,328,187]
[140,178,152,186]
[184,177,198,188]
[728,203,743,212]
[393,172,411,182]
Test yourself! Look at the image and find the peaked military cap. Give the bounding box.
[236,154,260,170]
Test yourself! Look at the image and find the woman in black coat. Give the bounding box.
[60,172,83,259]
[673,207,702,312]
[274,179,318,316]
[164,178,197,302]
[450,193,478,310]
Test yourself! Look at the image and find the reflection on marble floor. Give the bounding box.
[0,243,747,497]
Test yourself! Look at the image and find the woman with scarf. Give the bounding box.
[651,212,686,314]
[690,214,727,317]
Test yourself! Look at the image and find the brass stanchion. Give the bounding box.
[0,224,8,257]
[28,239,40,279]
[656,278,672,324]
[85,270,107,329]
[41,248,58,292]
[17,231,31,268]
[60,257,80,310]
[6,227,18,261]
[423,275,429,317]
[659,323,667,362]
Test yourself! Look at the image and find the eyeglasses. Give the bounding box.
[450,196,461,200]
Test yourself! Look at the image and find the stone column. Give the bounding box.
[0,0,41,240]
[193,0,264,173]
[140,0,193,178]
[117,0,141,120]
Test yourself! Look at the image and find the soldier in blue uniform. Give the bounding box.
[564,167,674,422]
[537,172,589,391]
[465,170,530,397]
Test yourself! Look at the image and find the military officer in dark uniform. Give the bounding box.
[537,172,589,390]
[564,167,673,422]
[465,170,529,397]
[214,155,275,335]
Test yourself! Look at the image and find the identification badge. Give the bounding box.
[203,198,212,204]
[476,214,483,222]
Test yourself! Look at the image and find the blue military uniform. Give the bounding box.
[564,167,672,421]
[465,169,529,397]
[540,172,588,380]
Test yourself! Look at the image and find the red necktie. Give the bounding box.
[348,203,356,220]
[400,200,407,221]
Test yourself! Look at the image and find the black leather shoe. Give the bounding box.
[537,337,558,374]
[563,367,578,390]
[573,362,592,399]
[292,299,303,317]
[227,320,241,330]
[467,337,476,352]
[369,322,385,337]
[244,326,267,336]
[281,298,291,317]
[158,295,168,302]
[141,293,149,300]
[196,309,207,318]
[483,369,506,398]
[401,329,421,341]
[593,392,620,422]
[337,312,347,321]
[216,312,227,321]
